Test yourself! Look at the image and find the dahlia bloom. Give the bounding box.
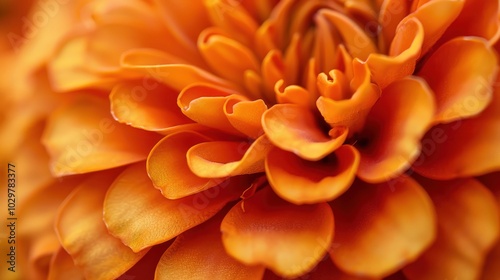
[2,0,500,279]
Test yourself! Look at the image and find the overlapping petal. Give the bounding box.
[221,188,334,278]
[330,176,436,278]
[48,248,85,280]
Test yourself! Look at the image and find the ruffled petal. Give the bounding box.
[330,176,436,278]
[262,104,348,161]
[404,0,464,55]
[147,131,223,199]
[155,211,265,280]
[317,60,380,135]
[225,99,267,139]
[413,80,500,179]
[104,162,249,252]
[110,81,192,132]
[221,188,334,278]
[55,171,148,280]
[403,177,500,280]
[187,135,273,178]
[266,145,359,204]
[366,17,424,89]
[42,95,161,176]
[417,37,497,124]
[357,77,435,183]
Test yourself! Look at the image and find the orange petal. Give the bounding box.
[198,28,260,85]
[121,242,172,280]
[317,9,378,60]
[403,177,500,280]
[55,171,148,280]
[412,80,500,179]
[357,77,435,183]
[404,0,464,55]
[187,135,273,178]
[330,176,436,278]
[42,95,161,176]
[275,80,314,108]
[221,188,335,278]
[156,210,265,280]
[48,248,85,280]
[178,83,248,136]
[110,81,192,132]
[262,104,348,161]
[417,37,497,124]
[317,60,380,135]
[266,145,359,204]
[225,99,267,139]
[366,17,424,89]
[104,162,249,252]
[377,0,411,52]
[147,131,223,199]
[261,49,285,104]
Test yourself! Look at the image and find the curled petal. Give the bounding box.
[330,176,436,278]
[156,211,265,280]
[417,37,497,124]
[275,80,314,108]
[55,171,148,280]
[42,95,160,176]
[266,145,359,204]
[225,99,267,139]
[262,104,348,161]
[357,77,435,183]
[187,135,273,178]
[404,0,464,55]
[147,131,222,199]
[377,0,411,52]
[317,60,380,135]
[104,163,249,252]
[366,17,424,89]
[179,83,247,136]
[403,178,500,280]
[110,81,192,132]
[221,188,335,278]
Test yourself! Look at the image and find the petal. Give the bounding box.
[121,242,172,280]
[404,0,464,55]
[317,60,380,135]
[275,80,314,108]
[178,83,247,136]
[42,95,161,176]
[479,172,500,280]
[55,171,148,280]
[403,177,500,280]
[377,0,411,52]
[262,104,348,161]
[357,77,435,183]
[110,81,192,132]
[226,99,267,139]
[156,210,265,280]
[48,248,85,280]
[187,135,273,178]
[317,10,378,60]
[198,28,260,85]
[104,162,250,251]
[266,145,359,204]
[366,17,424,89]
[413,80,500,179]
[221,188,335,278]
[417,37,497,124]
[330,176,436,278]
[147,131,223,199]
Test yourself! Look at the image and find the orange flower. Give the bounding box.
[2,0,500,279]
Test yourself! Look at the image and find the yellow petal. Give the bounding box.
[417,37,497,124]
[156,210,265,280]
[55,171,148,280]
[357,77,435,183]
[147,131,222,199]
[110,81,192,132]
[42,95,161,176]
[221,188,334,278]
[403,177,500,280]
[330,176,436,278]
[266,145,359,204]
[187,135,273,178]
[104,162,249,252]
[262,104,348,161]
